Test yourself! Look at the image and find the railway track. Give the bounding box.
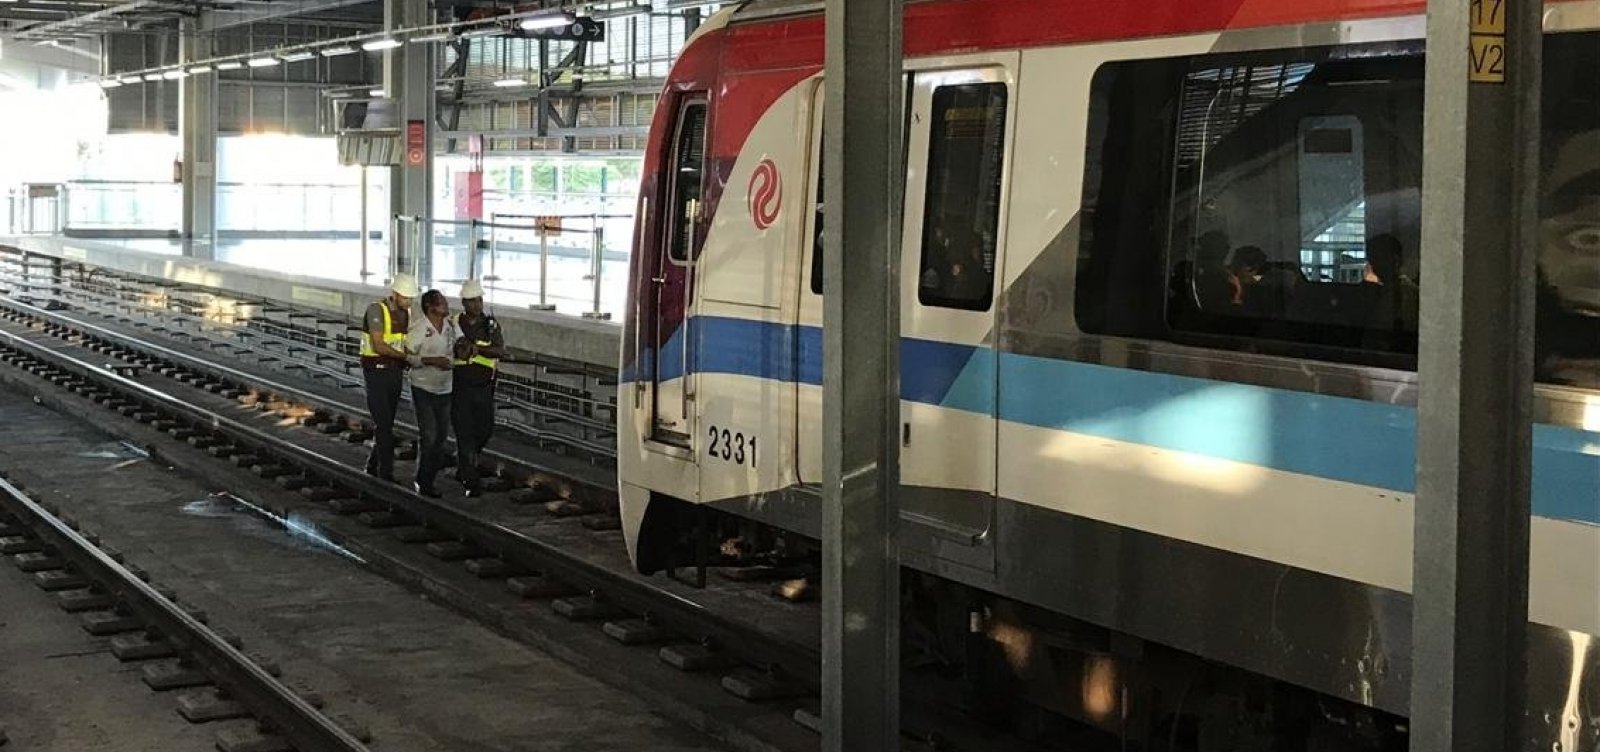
[0,249,617,461]
[0,294,832,752]
[0,470,370,752]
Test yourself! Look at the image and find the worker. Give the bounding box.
[407,289,459,498]
[360,273,417,482]
[451,279,505,498]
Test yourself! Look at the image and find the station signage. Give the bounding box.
[406,120,426,167]
[1469,0,1507,83]
[514,16,604,42]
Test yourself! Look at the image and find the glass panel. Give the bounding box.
[668,101,707,263]
[917,82,1007,311]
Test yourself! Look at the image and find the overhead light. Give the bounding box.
[459,25,504,38]
[215,60,244,71]
[119,76,142,85]
[321,44,357,56]
[519,12,575,30]
[278,49,315,62]
[187,64,212,74]
[247,56,279,67]
[362,38,402,51]
[98,79,122,89]
[162,69,186,79]
[591,2,651,19]
[408,32,452,44]
[367,88,386,97]
[142,72,164,81]
[492,77,527,88]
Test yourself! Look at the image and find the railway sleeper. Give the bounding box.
[657,643,734,673]
[176,688,251,723]
[601,618,671,646]
[504,575,576,600]
[720,668,808,702]
[550,594,625,622]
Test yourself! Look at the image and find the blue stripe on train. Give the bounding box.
[634,316,1600,525]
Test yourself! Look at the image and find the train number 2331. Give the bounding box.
[707,426,757,467]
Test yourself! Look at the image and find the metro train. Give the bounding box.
[617,0,1600,748]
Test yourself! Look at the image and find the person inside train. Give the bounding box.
[1356,233,1420,349]
[1227,245,1270,309]
[406,289,459,498]
[360,273,416,483]
[1192,230,1236,311]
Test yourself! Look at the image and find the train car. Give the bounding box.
[619,0,1600,748]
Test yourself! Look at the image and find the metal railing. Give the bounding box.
[393,213,626,320]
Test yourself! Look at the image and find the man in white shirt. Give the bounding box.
[406,289,459,497]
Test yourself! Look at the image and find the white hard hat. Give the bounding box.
[389,273,419,299]
[460,279,485,299]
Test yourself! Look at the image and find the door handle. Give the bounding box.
[902,422,911,447]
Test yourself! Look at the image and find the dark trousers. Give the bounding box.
[452,381,495,489]
[362,366,404,479]
[412,386,452,489]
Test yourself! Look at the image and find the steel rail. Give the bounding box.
[0,474,370,752]
[0,295,618,466]
[0,325,822,692]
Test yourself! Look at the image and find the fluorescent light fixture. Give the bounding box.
[320,44,357,56]
[162,69,186,79]
[408,32,452,44]
[519,12,575,30]
[459,25,504,38]
[277,50,315,62]
[492,77,527,88]
[119,76,142,85]
[98,79,122,88]
[214,60,244,71]
[247,56,279,67]
[361,38,402,51]
[142,72,164,81]
[367,88,387,97]
[187,64,212,74]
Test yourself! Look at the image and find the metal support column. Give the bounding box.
[1411,0,1540,750]
[820,0,902,749]
[179,16,217,260]
[386,0,433,286]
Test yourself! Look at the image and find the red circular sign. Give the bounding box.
[748,158,782,230]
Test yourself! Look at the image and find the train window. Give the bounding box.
[667,101,708,264]
[1077,35,1600,387]
[918,83,1007,311]
[811,135,825,294]
[1076,45,1426,361]
[1534,32,1600,388]
[1166,55,1424,353]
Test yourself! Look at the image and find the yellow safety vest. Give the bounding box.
[359,300,407,359]
[453,313,498,371]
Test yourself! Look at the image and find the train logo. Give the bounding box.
[748,158,782,230]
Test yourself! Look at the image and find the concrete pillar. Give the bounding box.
[819,0,903,749]
[386,0,433,285]
[179,17,217,259]
[1410,0,1540,749]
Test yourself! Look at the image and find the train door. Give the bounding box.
[898,63,1014,570]
[649,96,709,446]
[796,83,825,483]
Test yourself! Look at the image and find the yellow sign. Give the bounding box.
[1469,0,1506,84]
[1470,34,1507,83]
[1470,0,1506,34]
